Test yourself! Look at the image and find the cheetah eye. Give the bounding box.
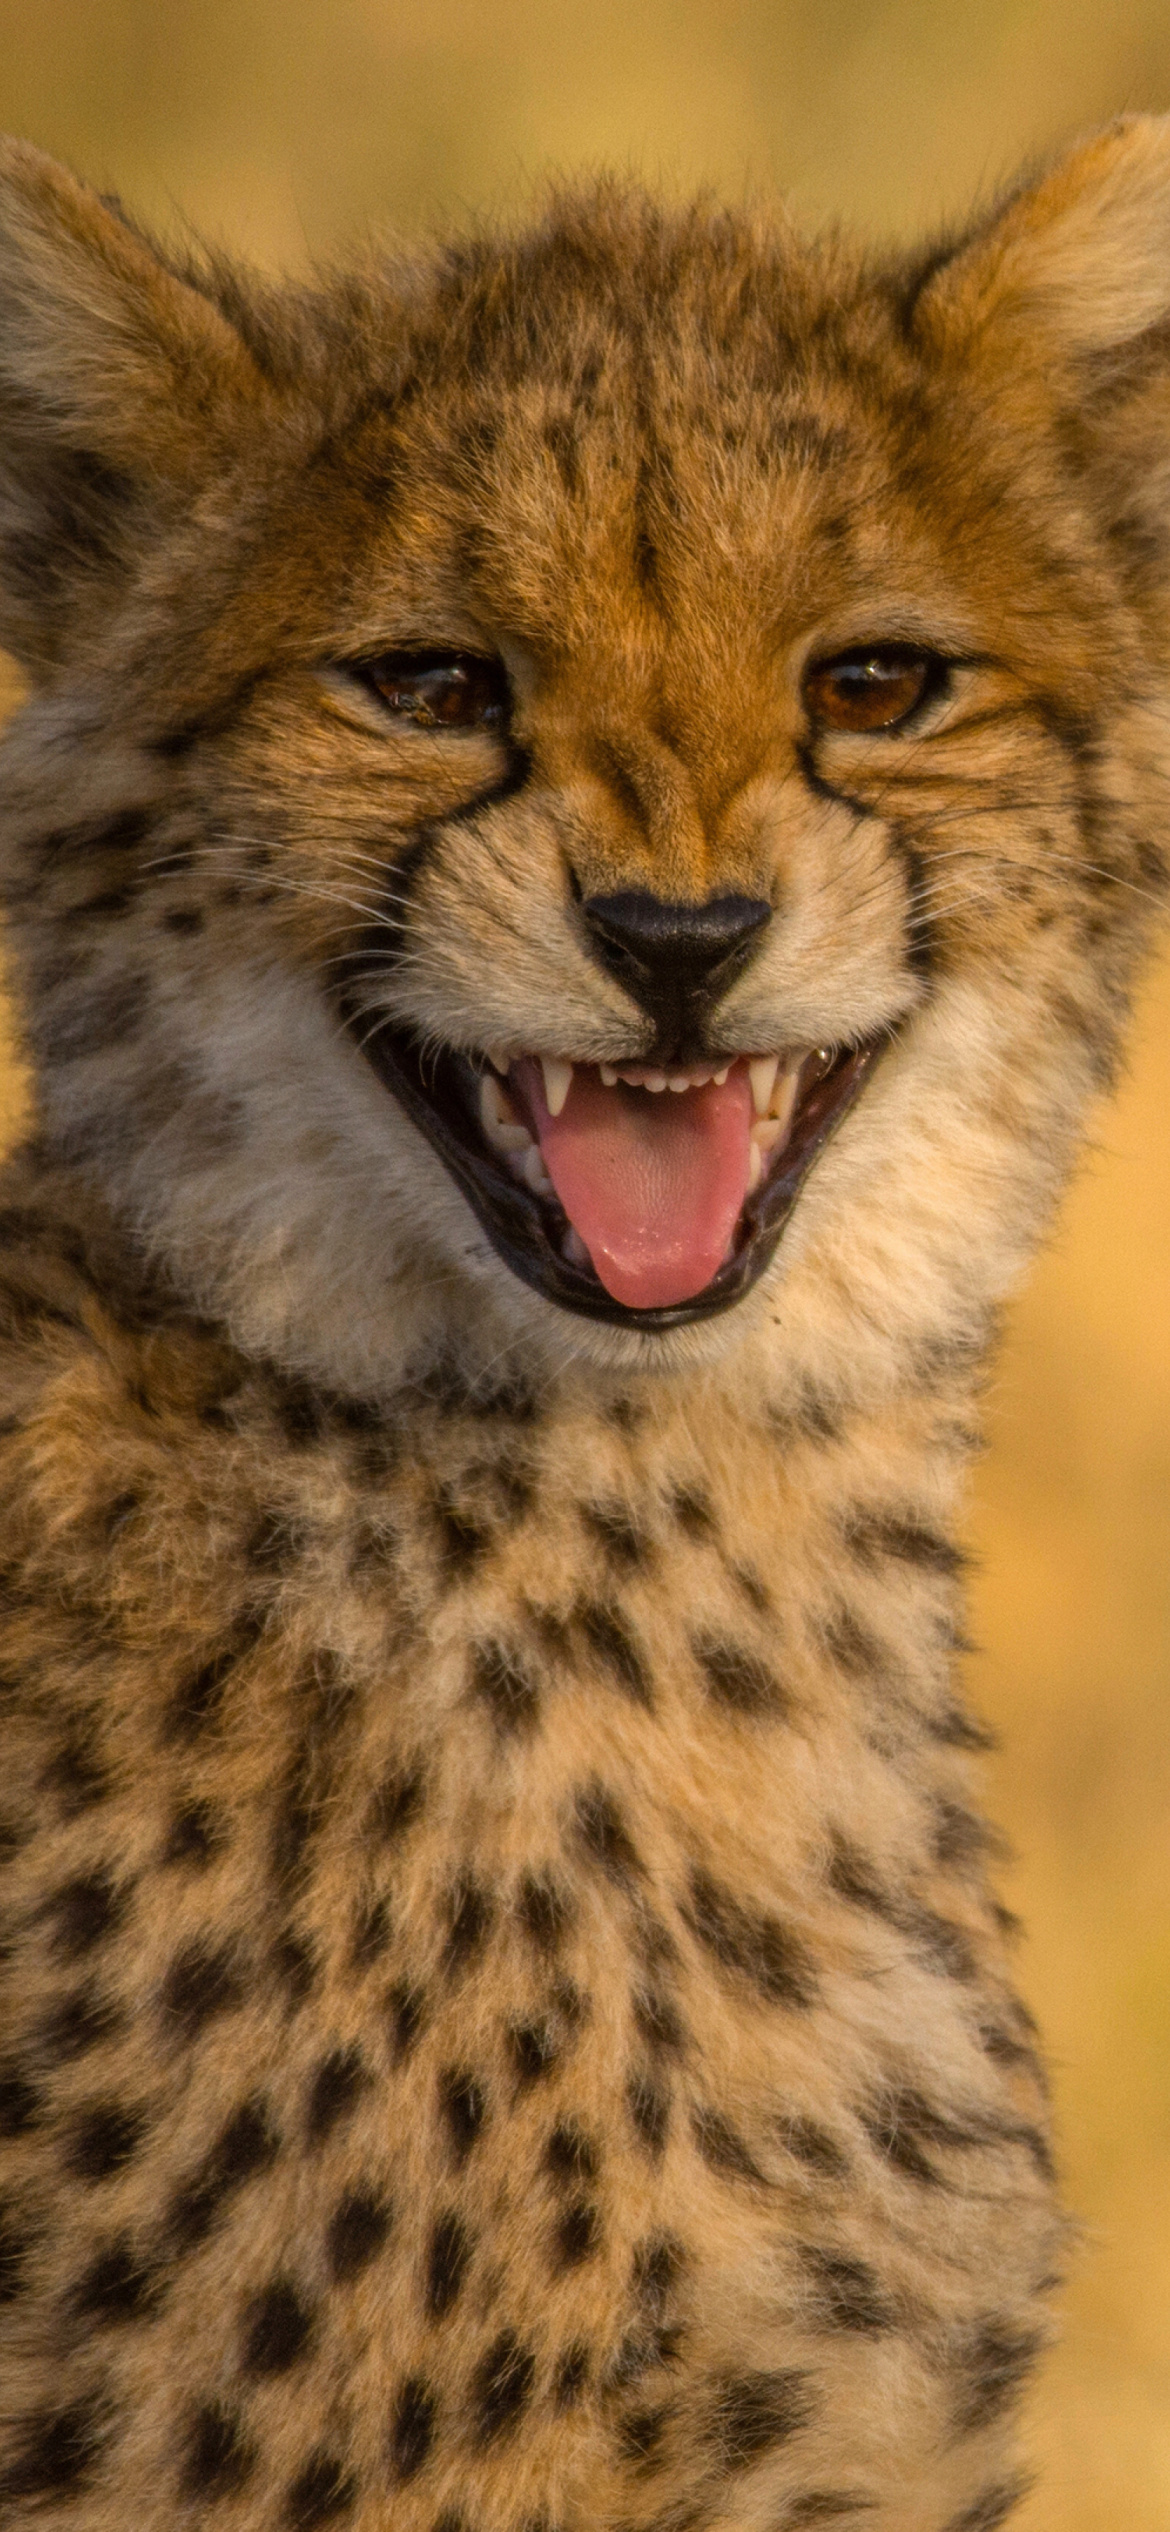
[802,647,945,734]
[357,650,510,731]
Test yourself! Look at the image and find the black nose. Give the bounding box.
[580,890,772,1052]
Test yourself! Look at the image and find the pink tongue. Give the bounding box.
[519,1060,754,1310]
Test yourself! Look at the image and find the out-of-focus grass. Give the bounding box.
[0,7,1168,2520]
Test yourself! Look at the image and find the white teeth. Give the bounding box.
[770,1062,801,1134]
[713,1065,729,1085]
[479,1073,533,1155]
[751,1117,787,1158]
[484,1043,511,1074]
[644,1070,668,1092]
[667,1073,694,1092]
[746,1140,764,1194]
[521,1144,555,1196]
[600,1063,619,1087]
[561,1224,591,1268]
[749,1054,780,1117]
[540,1057,573,1118]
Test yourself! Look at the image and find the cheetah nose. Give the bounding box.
[580,891,772,1043]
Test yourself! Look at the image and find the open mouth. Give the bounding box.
[346,997,883,1330]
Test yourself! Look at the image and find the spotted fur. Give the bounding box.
[2,119,1170,2530]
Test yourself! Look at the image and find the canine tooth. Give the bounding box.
[561,1224,591,1268]
[600,1063,619,1087]
[770,1062,801,1131]
[484,1044,511,1074]
[749,1054,780,1117]
[521,1145,554,1196]
[479,1075,531,1155]
[746,1141,763,1194]
[540,1057,573,1118]
[751,1117,786,1157]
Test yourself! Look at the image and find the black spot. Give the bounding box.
[554,2198,600,2269]
[822,1607,883,1680]
[160,1940,240,2039]
[246,1508,307,1571]
[508,2016,561,2085]
[368,1759,427,1844]
[274,1382,328,1448]
[828,1839,976,1982]
[274,1927,319,2007]
[581,1500,654,1570]
[328,2186,392,2281]
[0,2398,103,2500]
[391,2377,437,2481]
[167,2096,279,2251]
[167,1618,267,1742]
[801,2247,894,2335]
[72,2235,160,2323]
[41,1982,120,2060]
[42,1727,109,1812]
[933,1798,992,1869]
[842,1508,965,1576]
[48,1866,127,1958]
[286,2451,356,2528]
[0,2064,42,2138]
[577,1601,653,1707]
[243,2277,315,2376]
[306,2046,369,2146]
[782,2495,877,2523]
[427,2211,473,2317]
[708,2370,814,2470]
[545,2120,599,2184]
[691,2105,767,2185]
[439,2066,488,2163]
[942,2484,1029,2532]
[443,1873,495,1974]
[670,1482,715,1538]
[627,2070,670,2158]
[0,2205,28,2303]
[776,2114,848,2178]
[351,1894,392,1970]
[684,1867,817,2007]
[616,2403,672,2467]
[471,1639,541,1737]
[632,1986,686,2055]
[574,1780,643,1885]
[164,1799,226,1867]
[162,904,205,935]
[554,2342,590,2407]
[693,1636,786,1718]
[952,2321,1043,2435]
[517,1871,573,1952]
[67,2097,147,2181]
[928,1701,996,1753]
[631,2233,685,2311]
[182,2403,255,2500]
[859,2098,941,2188]
[388,1980,427,2061]
[473,2330,535,2444]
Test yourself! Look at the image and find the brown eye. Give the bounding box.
[803,647,942,733]
[359,650,509,731]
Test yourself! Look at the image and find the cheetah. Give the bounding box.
[0,114,1167,2532]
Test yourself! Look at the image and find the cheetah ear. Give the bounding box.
[916,115,1170,361]
[0,137,268,673]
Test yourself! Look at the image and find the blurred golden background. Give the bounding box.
[0,3,1168,2522]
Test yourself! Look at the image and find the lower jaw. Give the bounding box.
[344,1007,886,1331]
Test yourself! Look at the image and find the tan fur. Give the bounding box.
[1,121,1169,2532]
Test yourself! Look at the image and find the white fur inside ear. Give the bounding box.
[923,113,1170,358]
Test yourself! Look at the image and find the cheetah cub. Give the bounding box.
[0,116,1167,2532]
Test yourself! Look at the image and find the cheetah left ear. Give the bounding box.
[916,115,1170,362]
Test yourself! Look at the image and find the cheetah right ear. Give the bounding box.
[0,137,270,674]
[916,114,1170,362]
